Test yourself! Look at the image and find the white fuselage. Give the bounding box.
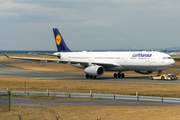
[54,51,175,72]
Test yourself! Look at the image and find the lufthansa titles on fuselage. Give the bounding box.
[132,53,152,57]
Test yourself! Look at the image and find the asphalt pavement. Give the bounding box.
[0,61,180,84]
[1,97,179,106]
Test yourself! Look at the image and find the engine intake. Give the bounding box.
[85,65,105,76]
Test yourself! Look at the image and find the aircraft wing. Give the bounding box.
[92,62,120,68]
[3,53,64,63]
[69,61,120,68]
[4,53,120,68]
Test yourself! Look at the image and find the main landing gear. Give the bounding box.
[114,72,125,78]
[85,72,125,79]
[86,74,97,79]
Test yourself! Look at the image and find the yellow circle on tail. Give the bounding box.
[56,34,61,45]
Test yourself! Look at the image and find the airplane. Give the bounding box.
[4,28,175,79]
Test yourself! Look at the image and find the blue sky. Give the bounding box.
[0,0,180,51]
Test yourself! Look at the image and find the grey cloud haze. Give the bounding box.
[0,0,180,50]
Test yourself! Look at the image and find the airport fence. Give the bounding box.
[0,91,11,109]
[1,90,180,104]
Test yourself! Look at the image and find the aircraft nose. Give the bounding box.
[170,59,175,65]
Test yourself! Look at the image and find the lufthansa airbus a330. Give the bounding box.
[4,28,175,79]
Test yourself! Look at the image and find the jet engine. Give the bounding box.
[135,71,153,75]
[85,65,105,77]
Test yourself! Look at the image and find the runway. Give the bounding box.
[0,61,180,84]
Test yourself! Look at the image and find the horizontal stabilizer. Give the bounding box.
[29,52,60,57]
[3,53,10,58]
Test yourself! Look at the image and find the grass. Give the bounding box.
[11,62,84,74]
[1,106,180,120]
[1,77,180,97]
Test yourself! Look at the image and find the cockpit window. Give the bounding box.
[163,57,172,59]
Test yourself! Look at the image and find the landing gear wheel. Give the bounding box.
[118,73,121,78]
[121,73,125,78]
[94,76,97,79]
[150,76,153,80]
[114,73,117,78]
[90,75,93,79]
[86,74,89,79]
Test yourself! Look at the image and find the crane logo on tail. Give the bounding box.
[56,34,61,46]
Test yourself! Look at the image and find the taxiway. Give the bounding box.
[0,61,180,85]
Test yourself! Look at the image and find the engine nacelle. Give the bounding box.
[135,71,153,75]
[85,65,105,76]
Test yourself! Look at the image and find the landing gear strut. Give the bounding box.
[86,74,97,79]
[114,72,125,78]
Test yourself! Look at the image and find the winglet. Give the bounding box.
[3,53,11,58]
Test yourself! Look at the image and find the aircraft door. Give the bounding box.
[150,57,156,66]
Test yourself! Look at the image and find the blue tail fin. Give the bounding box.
[53,28,71,52]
